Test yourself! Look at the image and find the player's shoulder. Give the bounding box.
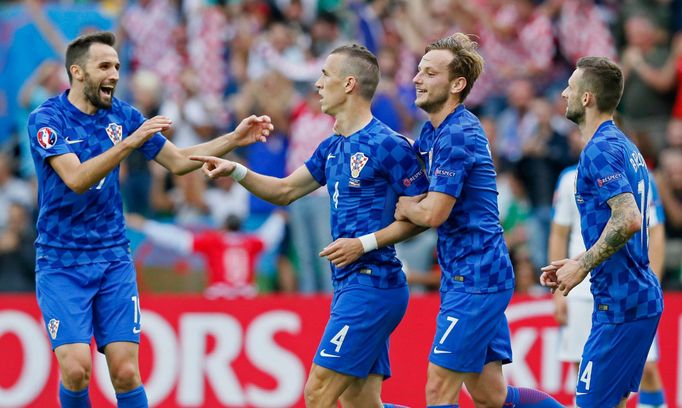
[370,118,413,149]
[438,106,483,144]
[110,97,139,115]
[29,94,64,118]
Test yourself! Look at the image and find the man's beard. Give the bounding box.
[416,90,449,114]
[83,72,113,109]
[566,103,585,126]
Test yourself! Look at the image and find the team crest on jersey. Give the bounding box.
[47,318,60,339]
[106,123,123,145]
[350,152,369,178]
[37,127,57,149]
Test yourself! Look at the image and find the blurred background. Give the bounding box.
[2,0,682,406]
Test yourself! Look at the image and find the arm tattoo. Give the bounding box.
[579,193,641,272]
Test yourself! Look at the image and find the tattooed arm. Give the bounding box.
[544,193,642,296]
[578,192,642,272]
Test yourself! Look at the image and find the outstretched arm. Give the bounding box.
[191,156,321,206]
[154,115,273,175]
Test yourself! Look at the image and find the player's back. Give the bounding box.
[575,120,663,323]
[28,91,165,269]
[415,105,514,294]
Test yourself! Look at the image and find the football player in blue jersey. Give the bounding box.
[394,34,562,408]
[28,31,273,408]
[191,44,428,408]
[541,56,664,408]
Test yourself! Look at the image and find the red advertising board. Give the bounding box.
[0,293,680,407]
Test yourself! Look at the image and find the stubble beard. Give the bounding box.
[83,72,113,109]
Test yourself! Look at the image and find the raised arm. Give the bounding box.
[154,115,273,175]
[49,116,172,194]
[190,156,321,206]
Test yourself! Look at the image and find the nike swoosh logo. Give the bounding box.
[327,154,336,159]
[433,346,452,354]
[319,349,340,358]
[132,327,141,334]
[575,391,587,395]
[419,151,429,155]
[65,137,84,144]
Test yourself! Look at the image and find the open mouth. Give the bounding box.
[100,84,115,99]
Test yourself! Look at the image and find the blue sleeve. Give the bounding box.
[304,138,330,186]
[429,125,474,199]
[584,141,632,206]
[126,106,167,160]
[379,136,428,196]
[27,107,74,161]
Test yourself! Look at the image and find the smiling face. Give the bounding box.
[413,49,456,113]
[562,68,586,126]
[77,43,120,109]
[314,53,348,116]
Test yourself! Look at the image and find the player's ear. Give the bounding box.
[345,76,356,94]
[70,64,84,82]
[450,77,466,95]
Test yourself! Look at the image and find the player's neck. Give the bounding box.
[333,105,373,137]
[581,110,614,142]
[67,87,99,115]
[428,100,460,129]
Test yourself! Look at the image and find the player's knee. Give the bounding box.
[109,361,141,392]
[60,360,92,390]
[470,391,505,408]
[425,375,453,404]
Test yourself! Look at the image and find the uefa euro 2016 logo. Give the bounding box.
[37,127,57,149]
[350,152,369,178]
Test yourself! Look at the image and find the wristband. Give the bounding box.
[231,163,248,181]
[358,233,378,253]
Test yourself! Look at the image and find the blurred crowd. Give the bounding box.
[1,0,682,296]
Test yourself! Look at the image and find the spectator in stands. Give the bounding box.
[122,69,164,216]
[620,14,676,159]
[656,148,682,285]
[0,153,34,231]
[0,203,36,293]
[551,0,618,66]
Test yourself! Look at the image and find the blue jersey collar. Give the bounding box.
[425,104,466,132]
[334,117,379,139]
[593,119,616,138]
[60,90,108,119]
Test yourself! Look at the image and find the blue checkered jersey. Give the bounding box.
[29,91,167,269]
[305,118,428,288]
[575,120,663,323]
[415,105,514,294]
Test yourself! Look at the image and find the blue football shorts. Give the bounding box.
[36,260,142,352]
[313,283,409,378]
[576,314,661,408]
[429,288,513,372]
